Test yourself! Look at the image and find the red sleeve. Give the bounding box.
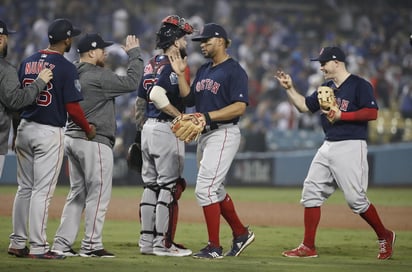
[184,66,190,85]
[340,108,378,121]
[65,102,92,133]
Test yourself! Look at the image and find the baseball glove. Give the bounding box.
[171,113,206,143]
[317,86,339,123]
[127,142,143,173]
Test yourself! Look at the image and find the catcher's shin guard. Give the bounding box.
[139,185,159,248]
[153,187,173,248]
[155,178,187,248]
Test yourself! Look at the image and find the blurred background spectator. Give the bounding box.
[2,0,412,154]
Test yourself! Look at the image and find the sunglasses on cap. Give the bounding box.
[162,15,193,34]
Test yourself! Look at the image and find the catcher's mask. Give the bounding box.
[156,15,193,50]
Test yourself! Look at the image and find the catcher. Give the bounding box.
[133,15,193,257]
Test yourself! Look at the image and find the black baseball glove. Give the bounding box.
[127,131,143,173]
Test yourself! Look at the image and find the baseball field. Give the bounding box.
[0,185,411,272]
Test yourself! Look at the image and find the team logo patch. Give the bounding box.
[74,79,81,92]
[170,72,178,85]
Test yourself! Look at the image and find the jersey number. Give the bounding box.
[142,78,158,102]
[22,78,53,106]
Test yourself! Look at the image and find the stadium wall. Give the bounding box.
[1,142,411,186]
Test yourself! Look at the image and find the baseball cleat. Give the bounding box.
[29,251,66,259]
[225,229,255,256]
[192,245,223,259]
[8,246,29,258]
[79,249,115,258]
[377,230,396,260]
[153,243,192,257]
[282,243,318,258]
[51,248,79,257]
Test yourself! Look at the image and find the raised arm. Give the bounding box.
[274,70,310,113]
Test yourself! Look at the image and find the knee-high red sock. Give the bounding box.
[202,203,221,247]
[220,194,246,237]
[303,207,321,249]
[360,203,389,239]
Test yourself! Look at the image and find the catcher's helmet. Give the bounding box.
[156,15,193,50]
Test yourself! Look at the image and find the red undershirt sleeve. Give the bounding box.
[340,108,378,121]
[184,66,190,84]
[65,102,92,133]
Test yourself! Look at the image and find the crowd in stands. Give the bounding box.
[3,0,412,153]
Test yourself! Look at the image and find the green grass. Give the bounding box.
[1,186,411,272]
[2,185,412,206]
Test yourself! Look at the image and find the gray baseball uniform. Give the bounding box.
[0,57,47,173]
[9,18,94,259]
[135,15,194,257]
[52,45,143,255]
[10,51,86,256]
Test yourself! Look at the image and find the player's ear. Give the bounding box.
[64,37,71,45]
[217,37,225,47]
[88,49,96,58]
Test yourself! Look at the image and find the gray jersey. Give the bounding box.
[52,44,144,255]
[65,47,143,148]
[0,57,46,154]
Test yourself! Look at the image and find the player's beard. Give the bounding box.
[179,47,187,58]
[1,44,8,57]
[201,50,213,59]
[64,43,71,53]
[96,59,105,67]
[201,45,213,59]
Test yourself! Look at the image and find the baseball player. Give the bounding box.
[51,33,143,258]
[0,20,53,177]
[169,23,255,259]
[275,46,395,259]
[8,18,96,260]
[135,15,193,257]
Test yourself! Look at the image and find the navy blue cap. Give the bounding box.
[0,20,16,35]
[77,33,114,53]
[310,46,346,62]
[48,18,81,43]
[192,23,228,41]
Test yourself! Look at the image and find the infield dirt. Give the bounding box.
[1,195,410,230]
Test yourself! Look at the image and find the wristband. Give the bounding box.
[203,112,212,125]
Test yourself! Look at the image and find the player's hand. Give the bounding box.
[86,124,96,140]
[169,47,187,76]
[321,107,342,123]
[37,68,53,84]
[274,70,293,90]
[122,35,140,52]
